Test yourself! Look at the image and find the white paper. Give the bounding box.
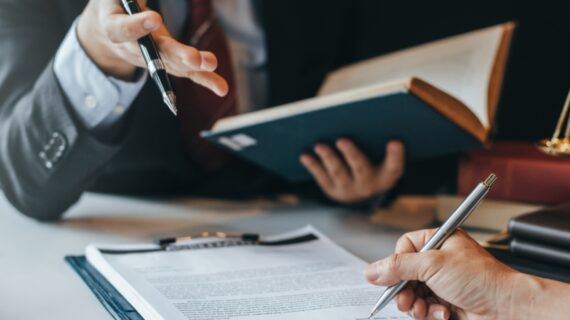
[319,24,505,128]
[87,226,410,320]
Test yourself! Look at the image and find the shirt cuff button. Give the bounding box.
[84,94,97,110]
[113,105,126,115]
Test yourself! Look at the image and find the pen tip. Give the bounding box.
[162,93,178,116]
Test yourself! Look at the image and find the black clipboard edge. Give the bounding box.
[65,256,143,320]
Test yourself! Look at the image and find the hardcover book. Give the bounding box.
[458,141,570,205]
[509,204,570,267]
[202,23,515,181]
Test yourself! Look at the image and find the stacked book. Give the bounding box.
[509,204,570,267]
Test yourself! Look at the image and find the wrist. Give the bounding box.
[77,13,136,80]
[504,271,543,319]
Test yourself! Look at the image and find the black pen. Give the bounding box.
[120,0,177,115]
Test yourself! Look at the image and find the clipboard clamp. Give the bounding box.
[98,232,319,255]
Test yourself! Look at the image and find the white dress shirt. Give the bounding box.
[54,0,267,132]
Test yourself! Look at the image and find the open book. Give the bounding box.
[202,23,515,181]
[66,226,409,320]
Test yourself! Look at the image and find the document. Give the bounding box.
[87,226,410,320]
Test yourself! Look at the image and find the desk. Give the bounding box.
[0,192,406,320]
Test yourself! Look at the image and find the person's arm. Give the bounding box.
[0,1,126,221]
[0,0,228,221]
[364,229,570,319]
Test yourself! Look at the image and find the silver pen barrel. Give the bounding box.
[368,174,497,318]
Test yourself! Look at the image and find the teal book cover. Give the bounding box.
[202,91,483,182]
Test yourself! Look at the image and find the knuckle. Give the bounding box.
[186,48,201,65]
[185,70,199,79]
[420,253,443,281]
[203,51,217,62]
[386,253,402,275]
[426,252,444,266]
[330,168,344,179]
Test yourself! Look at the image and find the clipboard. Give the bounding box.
[65,231,319,320]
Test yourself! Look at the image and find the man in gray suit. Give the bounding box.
[0,0,405,221]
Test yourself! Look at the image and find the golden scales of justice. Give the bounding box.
[537,90,570,157]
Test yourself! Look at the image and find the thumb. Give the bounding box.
[104,10,162,43]
[365,251,442,287]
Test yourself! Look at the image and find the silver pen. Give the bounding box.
[368,173,498,319]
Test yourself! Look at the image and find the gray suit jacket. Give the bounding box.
[0,0,361,221]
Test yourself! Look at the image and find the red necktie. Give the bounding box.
[176,0,238,171]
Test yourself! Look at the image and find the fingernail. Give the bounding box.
[365,264,379,281]
[143,19,157,30]
[433,310,445,320]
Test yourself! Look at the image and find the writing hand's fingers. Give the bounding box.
[394,229,439,254]
[300,154,334,193]
[103,10,162,43]
[427,304,450,320]
[396,287,416,312]
[411,298,428,319]
[314,144,351,188]
[376,140,405,190]
[336,138,373,181]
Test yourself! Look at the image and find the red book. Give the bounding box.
[458,141,570,205]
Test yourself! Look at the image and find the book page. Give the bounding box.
[87,226,410,320]
[319,24,505,128]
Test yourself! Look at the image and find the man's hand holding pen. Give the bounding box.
[75,0,407,206]
[77,0,228,97]
[365,229,521,320]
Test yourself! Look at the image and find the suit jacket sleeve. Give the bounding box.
[0,1,127,221]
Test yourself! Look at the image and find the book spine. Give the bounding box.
[458,156,570,205]
[510,238,570,268]
[508,220,570,248]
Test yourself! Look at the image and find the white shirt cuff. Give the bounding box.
[54,19,147,131]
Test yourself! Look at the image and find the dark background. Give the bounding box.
[354,0,569,141]
[340,0,569,194]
